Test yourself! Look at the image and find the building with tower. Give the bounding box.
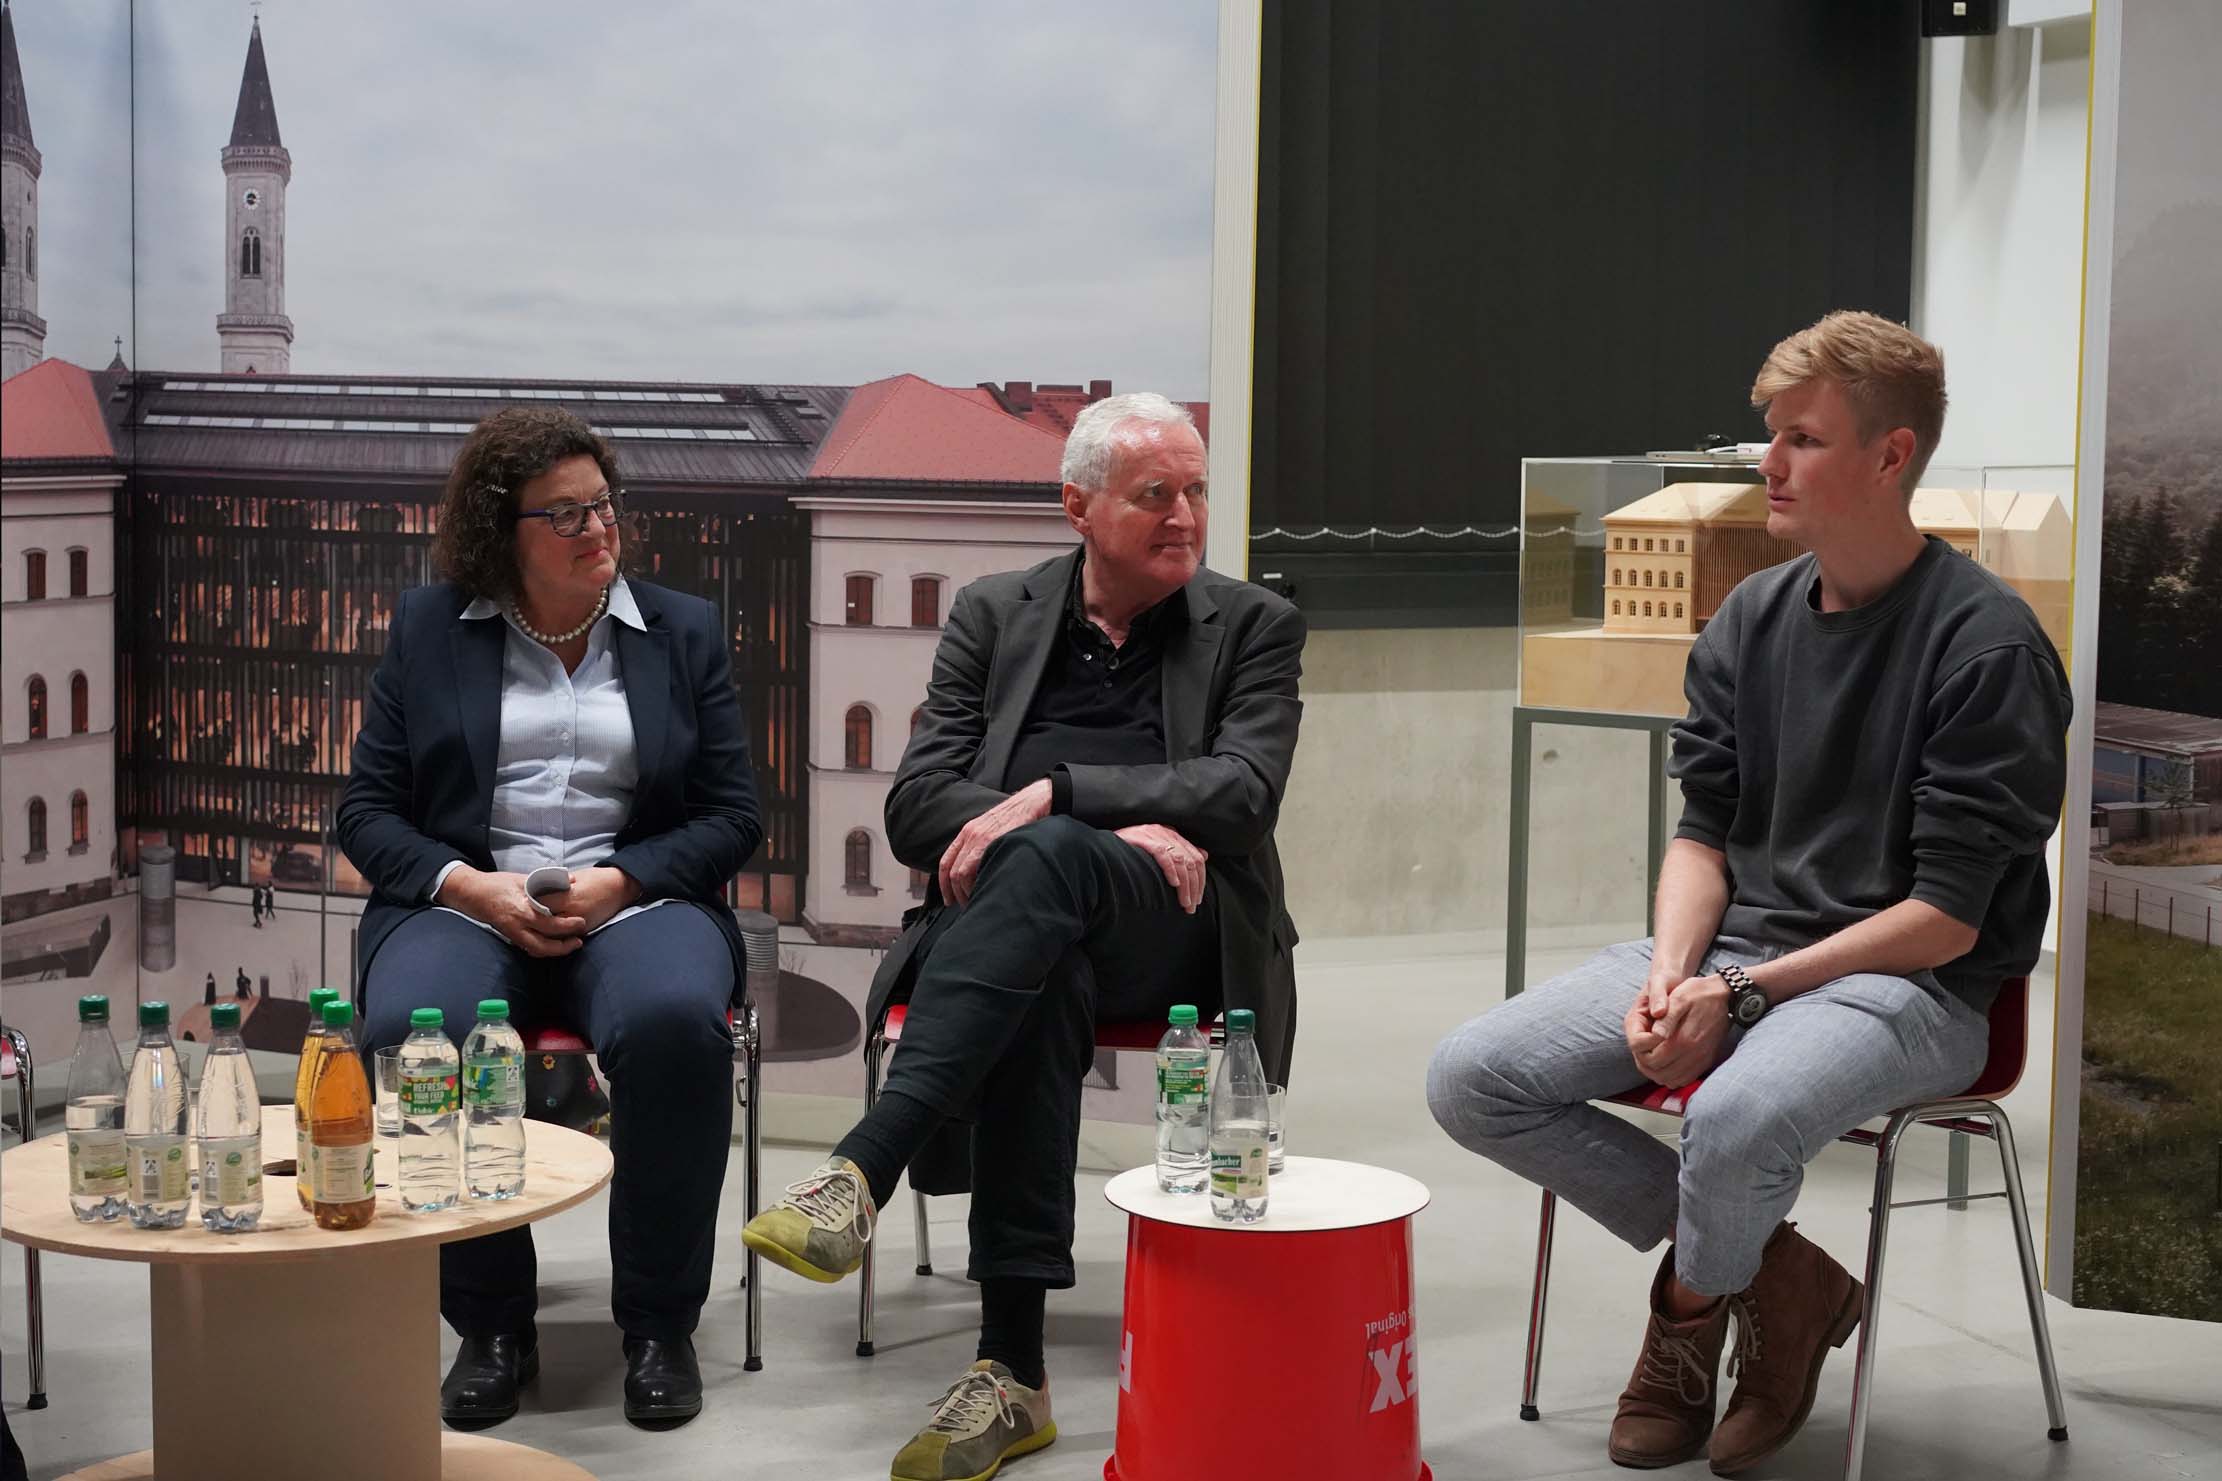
[1,0,47,381]
[217,17,292,374]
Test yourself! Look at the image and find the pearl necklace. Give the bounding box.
[509,586,608,645]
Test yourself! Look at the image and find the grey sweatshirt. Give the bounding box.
[1668,536,2071,1011]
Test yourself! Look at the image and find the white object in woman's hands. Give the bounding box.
[525,865,573,916]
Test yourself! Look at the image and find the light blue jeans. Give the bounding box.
[1425,937,1991,1295]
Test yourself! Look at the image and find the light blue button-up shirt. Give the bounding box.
[430,579,669,935]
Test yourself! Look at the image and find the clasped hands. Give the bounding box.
[937,779,1208,914]
[1624,969,1733,1087]
[437,864,641,957]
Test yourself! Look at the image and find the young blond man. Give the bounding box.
[1428,311,2070,1474]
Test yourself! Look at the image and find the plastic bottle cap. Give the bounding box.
[475,1000,510,1021]
[1167,1004,1198,1026]
[210,1003,241,1030]
[139,1001,170,1029]
[1225,1008,1256,1034]
[409,1008,444,1029]
[309,988,339,1009]
[78,995,109,1023]
[320,1000,355,1028]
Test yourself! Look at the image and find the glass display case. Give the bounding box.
[1517,456,2076,718]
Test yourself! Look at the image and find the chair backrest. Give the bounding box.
[1963,975,2030,1101]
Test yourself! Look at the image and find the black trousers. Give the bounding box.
[884,815,1222,1286]
[362,903,736,1342]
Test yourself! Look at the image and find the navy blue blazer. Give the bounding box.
[336,579,763,988]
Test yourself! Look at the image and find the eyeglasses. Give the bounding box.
[516,491,624,537]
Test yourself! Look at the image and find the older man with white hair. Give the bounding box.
[744,392,1307,1479]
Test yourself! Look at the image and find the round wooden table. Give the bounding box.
[1,1105,612,1481]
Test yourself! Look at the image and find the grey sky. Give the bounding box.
[18,0,1217,396]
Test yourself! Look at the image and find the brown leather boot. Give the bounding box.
[1609,1247,1731,1469]
[1710,1222,1864,1475]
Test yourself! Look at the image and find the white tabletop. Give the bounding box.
[1105,1156,1429,1233]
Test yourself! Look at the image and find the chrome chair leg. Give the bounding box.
[1844,1109,1915,1481]
[24,1249,45,1409]
[738,1005,763,1373]
[1520,1189,1557,1421]
[913,1187,933,1277]
[857,1029,884,1358]
[1988,1107,2069,1441]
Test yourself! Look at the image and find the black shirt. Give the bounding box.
[1004,555,1181,809]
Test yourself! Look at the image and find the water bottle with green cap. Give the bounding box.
[123,1001,191,1229]
[1208,1008,1270,1223]
[64,995,129,1222]
[398,1007,461,1212]
[1154,1003,1212,1194]
[197,1002,263,1231]
[462,999,527,1200]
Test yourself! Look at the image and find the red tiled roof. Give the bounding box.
[1,360,116,462]
[810,374,1067,485]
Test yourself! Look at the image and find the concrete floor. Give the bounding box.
[6,940,2220,1480]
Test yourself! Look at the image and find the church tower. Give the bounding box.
[2,0,48,380]
[217,16,292,374]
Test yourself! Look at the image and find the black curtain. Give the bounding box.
[1253,0,1919,624]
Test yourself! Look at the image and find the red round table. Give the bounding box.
[1103,1156,1433,1480]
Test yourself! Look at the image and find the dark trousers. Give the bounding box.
[884,815,1221,1286]
[362,903,736,1342]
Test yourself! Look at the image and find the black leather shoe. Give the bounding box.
[440,1333,539,1428]
[623,1335,704,1426]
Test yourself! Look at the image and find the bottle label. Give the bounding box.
[1155,1058,1209,1106]
[128,1136,190,1203]
[67,1128,129,1198]
[463,1057,521,1109]
[200,1136,263,1205]
[307,1138,375,1205]
[1210,1139,1268,1200]
[401,1067,459,1118]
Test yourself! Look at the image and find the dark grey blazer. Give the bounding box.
[867,546,1306,1082]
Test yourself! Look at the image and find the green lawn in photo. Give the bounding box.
[2071,913,2222,1321]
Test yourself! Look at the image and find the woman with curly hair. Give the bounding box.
[337,406,758,1430]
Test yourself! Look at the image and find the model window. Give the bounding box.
[1642,570,1653,587]
[68,549,88,596]
[1643,602,1653,617]
[1612,537,1623,551]
[70,792,89,850]
[1676,539,1686,553]
[23,226,31,279]
[1611,600,1621,616]
[241,228,262,277]
[1674,571,1685,589]
[26,675,46,739]
[1675,602,1685,619]
[25,798,46,857]
[70,672,88,734]
[845,574,875,626]
[24,550,45,600]
[844,705,873,770]
[844,830,873,889]
[1644,538,1654,552]
[911,576,942,628]
[1611,568,1621,585]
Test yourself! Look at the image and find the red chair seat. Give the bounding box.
[879,1004,1207,1054]
[1605,976,2030,1119]
[519,1006,745,1058]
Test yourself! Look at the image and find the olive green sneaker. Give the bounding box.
[739,1156,875,1283]
[891,1361,1056,1481]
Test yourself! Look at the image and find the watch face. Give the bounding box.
[1734,991,1766,1026]
[242,188,261,209]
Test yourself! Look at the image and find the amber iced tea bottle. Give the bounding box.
[306,1000,376,1231]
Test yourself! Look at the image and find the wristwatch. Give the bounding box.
[1721,963,1770,1028]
